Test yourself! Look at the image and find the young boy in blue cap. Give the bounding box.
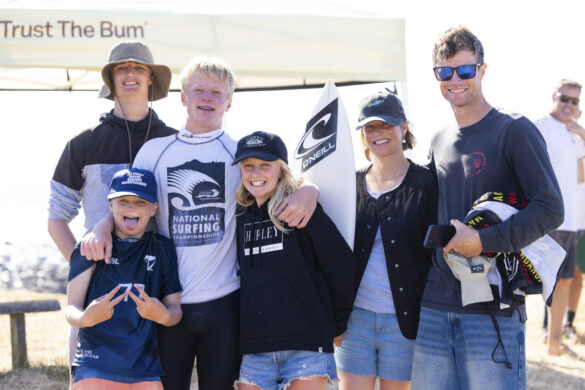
[66,168,182,389]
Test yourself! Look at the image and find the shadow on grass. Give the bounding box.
[527,360,583,390]
[0,363,68,390]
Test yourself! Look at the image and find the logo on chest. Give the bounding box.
[168,160,225,208]
[243,220,284,256]
[144,255,156,271]
[463,151,486,177]
[167,159,226,247]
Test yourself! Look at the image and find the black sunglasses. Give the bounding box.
[433,64,482,81]
[556,93,580,105]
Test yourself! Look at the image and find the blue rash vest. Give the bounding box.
[68,231,182,378]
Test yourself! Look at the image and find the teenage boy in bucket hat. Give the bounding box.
[48,41,177,377]
[410,26,563,390]
[98,41,172,102]
[81,56,320,390]
[67,168,182,389]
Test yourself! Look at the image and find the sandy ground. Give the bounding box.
[177,293,585,389]
[523,294,585,389]
[1,291,584,389]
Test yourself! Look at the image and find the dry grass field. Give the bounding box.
[0,291,69,389]
[0,290,584,389]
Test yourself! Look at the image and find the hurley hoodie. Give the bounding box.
[236,201,354,354]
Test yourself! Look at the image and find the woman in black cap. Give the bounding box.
[334,91,437,390]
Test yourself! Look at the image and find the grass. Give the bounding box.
[0,291,69,390]
[0,364,69,390]
[1,290,585,389]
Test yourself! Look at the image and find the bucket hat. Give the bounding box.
[99,41,172,101]
[444,251,494,307]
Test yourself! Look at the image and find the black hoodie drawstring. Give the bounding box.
[248,202,270,270]
[249,212,256,268]
[123,106,153,167]
[116,85,154,167]
[249,203,259,269]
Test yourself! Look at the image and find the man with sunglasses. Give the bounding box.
[534,79,583,356]
[411,26,563,390]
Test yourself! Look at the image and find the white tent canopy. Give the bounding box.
[0,1,405,91]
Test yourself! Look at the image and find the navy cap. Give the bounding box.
[356,90,406,130]
[232,131,288,165]
[108,168,157,203]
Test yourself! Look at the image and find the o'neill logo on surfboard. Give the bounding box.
[294,98,338,172]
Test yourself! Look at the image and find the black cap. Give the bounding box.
[232,131,288,165]
[356,90,406,130]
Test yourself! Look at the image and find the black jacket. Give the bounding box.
[236,202,354,354]
[353,162,437,339]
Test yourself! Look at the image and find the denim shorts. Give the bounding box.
[411,307,525,390]
[334,306,415,381]
[236,350,338,390]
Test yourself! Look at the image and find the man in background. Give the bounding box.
[535,80,584,354]
[567,106,585,340]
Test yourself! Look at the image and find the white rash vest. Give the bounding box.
[133,128,240,303]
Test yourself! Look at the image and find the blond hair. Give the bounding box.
[555,79,582,93]
[180,56,237,97]
[236,159,303,233]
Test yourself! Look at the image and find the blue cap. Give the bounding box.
[356,90,406,130]
[232,131,288,165]
[108,168,157,203]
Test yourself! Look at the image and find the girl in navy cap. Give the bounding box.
[232,131,354,390]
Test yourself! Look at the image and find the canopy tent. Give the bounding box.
[0,1,406,91]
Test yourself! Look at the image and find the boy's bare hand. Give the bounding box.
[82,285,126,327]
[275,183,319,228]
[128,285,169,324]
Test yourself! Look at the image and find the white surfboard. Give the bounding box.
[294,80,356,249]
